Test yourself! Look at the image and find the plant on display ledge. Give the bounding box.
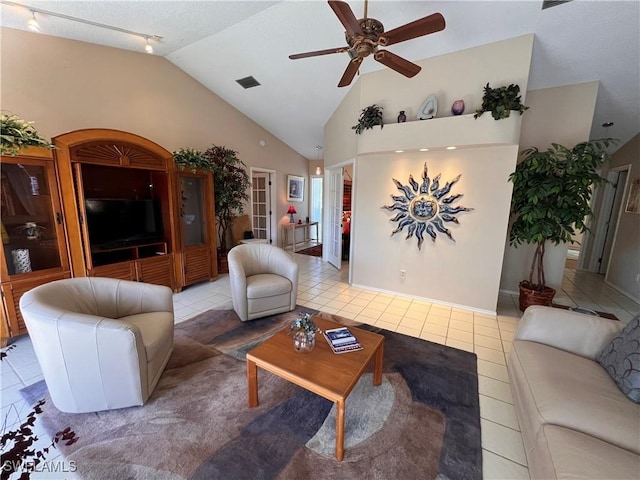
[0,113,55,156]
[172,148,211,173]
[508,138,617,311]
[474,83,528,120]
[352,104,384,134]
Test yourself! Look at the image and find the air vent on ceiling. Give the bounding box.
[542,0,572,10]
[236,76,261,89]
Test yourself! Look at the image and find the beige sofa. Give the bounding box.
[508,306,640,479]
[20,277,174,413]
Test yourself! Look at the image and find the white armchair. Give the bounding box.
[228,244,299,321]
[19,277,174,413]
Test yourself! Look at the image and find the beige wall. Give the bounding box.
[499,82,599,293]
[324,35,534,312]
[605,134,640,301]
[0,27,310,244]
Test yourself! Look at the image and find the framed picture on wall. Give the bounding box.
[287,175,304,202]
[625,178,640,214]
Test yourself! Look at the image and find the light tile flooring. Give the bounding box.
[1,254,638,479]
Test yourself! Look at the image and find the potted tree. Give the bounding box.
[352,104,384,134]
[508,138,616,311]
[474,83,528,120]
[204,145,251,273]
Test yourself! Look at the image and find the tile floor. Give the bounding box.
[1,253,638,479]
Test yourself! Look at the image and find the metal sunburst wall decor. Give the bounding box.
[382,162,474,250]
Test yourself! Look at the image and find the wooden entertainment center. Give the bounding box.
[1,129,218,345]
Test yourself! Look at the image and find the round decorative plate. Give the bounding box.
[417,95,438,120]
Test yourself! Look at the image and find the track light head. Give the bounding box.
[27,11,40,32]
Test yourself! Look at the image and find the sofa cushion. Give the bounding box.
[511,340,640,454]
[597,315,640,403]
[541,425,640,480]
[246,274,292,299]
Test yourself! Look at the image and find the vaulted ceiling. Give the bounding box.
[1,1,638,159]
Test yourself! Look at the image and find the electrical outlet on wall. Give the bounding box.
[400,270,406,279]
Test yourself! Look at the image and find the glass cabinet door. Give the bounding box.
[1,159,66,276]
[180,175,206,247]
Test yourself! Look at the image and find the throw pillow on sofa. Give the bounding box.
[597,314,640,403]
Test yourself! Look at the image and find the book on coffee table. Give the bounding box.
[323,327,363,354]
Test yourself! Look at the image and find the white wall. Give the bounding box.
[605,134,640,301]
[0,27,310,245]
[353,148,518,312]
[324,35,534,312]
[499,82,599,292]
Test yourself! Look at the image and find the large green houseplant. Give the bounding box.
[508,138,616,311]
[204,145,251,254]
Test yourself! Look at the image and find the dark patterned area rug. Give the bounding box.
[21,308,481,480]
[296,244,322,257]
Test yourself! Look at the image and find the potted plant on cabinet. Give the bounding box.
[474,83,528,120]
[172,147,211,173]
[352,104,384,134]
[204,145,251,273]
[1,112,55,156]
[508,138,616,311]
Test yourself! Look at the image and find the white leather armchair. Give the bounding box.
[19,277,174,414]
[228,244,299,321]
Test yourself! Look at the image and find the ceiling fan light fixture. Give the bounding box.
[27,11,40,32]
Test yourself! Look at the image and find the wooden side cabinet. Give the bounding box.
[1,147,71,346]
[174,171,217,289]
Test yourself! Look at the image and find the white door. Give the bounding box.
[327,167,344,269]
[251,171,273,244]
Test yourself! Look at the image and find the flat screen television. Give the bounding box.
[84,198,164,249]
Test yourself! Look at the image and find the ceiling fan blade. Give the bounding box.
[329,0,363,37]
[338,57,363,87]
[378,13,445,47]
[289,47,348,60]
[374,50,421,78]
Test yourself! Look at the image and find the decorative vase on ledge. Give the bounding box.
[397,111,407,123]
[451,100,465,116]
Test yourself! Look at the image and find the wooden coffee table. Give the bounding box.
[246,316,385,461]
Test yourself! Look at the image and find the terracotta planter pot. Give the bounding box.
[217,249,229,274]
[518,281,556,312]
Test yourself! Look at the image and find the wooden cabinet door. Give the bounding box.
[90,262,135,281]
[182,245,212,286]
[1,272,71,338]
[135,254,174,289]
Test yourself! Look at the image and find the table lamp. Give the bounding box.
[287,205,297,223]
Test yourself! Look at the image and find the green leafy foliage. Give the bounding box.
[172,148,211,173]
[0,113,54,156]
[474,83,529,120]
[509,138,617,288]
[204,145,251,251]
[352,105,384,134]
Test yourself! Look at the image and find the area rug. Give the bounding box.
[296,244,322,257]
[21,308,481,480]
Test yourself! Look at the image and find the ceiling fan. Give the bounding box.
[289,0,446,87]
